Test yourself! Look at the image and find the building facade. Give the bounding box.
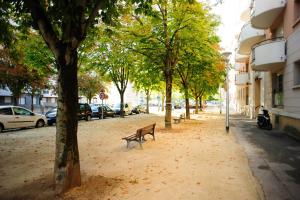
[0,87,57,114]
[235,0,300,136]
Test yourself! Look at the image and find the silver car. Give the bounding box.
[0,105,47,132]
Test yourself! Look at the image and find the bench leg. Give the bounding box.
[139,139,143,149]
[126,140,130,148]
[152,133,155,140]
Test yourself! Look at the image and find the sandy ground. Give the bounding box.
[0,111,263,200]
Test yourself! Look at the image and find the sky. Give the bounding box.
[209,0,251,55]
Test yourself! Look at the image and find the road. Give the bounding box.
[230,114,300,200]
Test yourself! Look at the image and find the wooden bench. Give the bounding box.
[173,118,181,124]
[180,113,186,121]
[122,123,156,148]
[173,113,186,124]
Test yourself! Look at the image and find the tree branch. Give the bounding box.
[24,0,60,58]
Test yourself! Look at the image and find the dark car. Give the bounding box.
[45,107,57,126]
[98,105,116,118]
[132,105,146,114]
[77,103,92,121]
[46,103,92,126]
[90,104,115,119]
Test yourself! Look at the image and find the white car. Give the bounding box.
[0,105,47,132]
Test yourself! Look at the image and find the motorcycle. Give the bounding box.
[257,107,272,130]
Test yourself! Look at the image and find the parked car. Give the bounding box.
[113,103,132,115]
[92,105,116,119]
[45,103,92,126]
[0,105,47,132]
[132,105,147,114]
[45,107,57,126]
[78,103,92,121]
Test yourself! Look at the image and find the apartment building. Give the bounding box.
[0,87,57,113]
[235,0,300,136]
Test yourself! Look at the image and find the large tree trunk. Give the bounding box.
[165,70,172,129]
[120,91,125,118]
[146,90,150,114]
[184,87,190,119]
[54,48,81,194]
[195,96,199,114]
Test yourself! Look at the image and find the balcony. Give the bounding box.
[235,73,250,86]
[251,38,286,71]
[237,23,265,55]
[235,53,248,63]
[250,0,286,29]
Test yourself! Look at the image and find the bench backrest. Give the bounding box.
[137,123,156,135]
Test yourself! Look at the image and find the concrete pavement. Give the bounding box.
[230,114,300,200]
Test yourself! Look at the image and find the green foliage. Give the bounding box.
[78,72,105,103]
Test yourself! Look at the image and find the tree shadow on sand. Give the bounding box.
[0,174,123,200]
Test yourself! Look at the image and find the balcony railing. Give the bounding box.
[251,37,286,71]
[237,23,265,55]
[250,0,286,29]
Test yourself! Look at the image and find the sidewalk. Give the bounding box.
[0,112,263,199]
[230,114,300,200]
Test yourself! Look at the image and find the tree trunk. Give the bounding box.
[13,96,18,106]
[165,71,172,129]
[195,96,199,114]
[31,94,34,111]
[120,91,125,118]
[161,93,165,112]
[184,87,190,119]
[200,96,203,111]
[54,48,81,194]
[146,90,150,114]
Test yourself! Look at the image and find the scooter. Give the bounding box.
[257,107,272,130]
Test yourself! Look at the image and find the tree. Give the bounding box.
[132,58,162,113]
[98,32,136,117]
[1,0,152,193]
[78,72,105,104]
[127,0,214,128]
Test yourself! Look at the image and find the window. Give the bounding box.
[294,60,300,86]
[33,98,37,105]
[272,74,284,107]
[13,107,32,116]
[51,97,56,104]
[4,97,11,103]
[0,108,13,115]
[18,97,26,105]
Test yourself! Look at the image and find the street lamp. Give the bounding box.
[222,51,231,132]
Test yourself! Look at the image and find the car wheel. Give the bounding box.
[86,115,92,121]
[36,119,45,128]
[0,124,3,132]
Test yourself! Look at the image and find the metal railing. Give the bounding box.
[251,37,286,63]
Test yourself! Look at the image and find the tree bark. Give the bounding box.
[54,48,81,194]
[161,93,165,112]
[120,91,125,118]
[165,70,172,129]
[31,94,34,111]
[195,96,199,114]
[199,96,203,111]
[184,87,190,119]
[146,89,150,114]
